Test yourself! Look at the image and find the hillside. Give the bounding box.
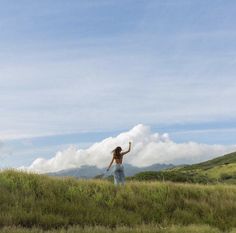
[180,151,236,170]
[131,151,236,184]
[47,163,173,178]
[0,170,236,232]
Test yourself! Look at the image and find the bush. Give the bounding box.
[130,171,211,184]
[220,173,233,180]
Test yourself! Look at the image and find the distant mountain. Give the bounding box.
[122,163,174,176]
[131,151,236,184]
[46,163,174,178]
[47,165,103,178]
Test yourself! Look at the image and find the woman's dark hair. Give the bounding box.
[112,146,122,158]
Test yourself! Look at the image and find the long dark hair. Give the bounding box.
[112,146,122,158]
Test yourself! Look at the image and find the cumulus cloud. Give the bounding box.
[22,124,236,173]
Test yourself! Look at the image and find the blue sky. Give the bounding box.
[0,0,236,168]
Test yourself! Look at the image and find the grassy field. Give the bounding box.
[130,151,236,184]
[0,170,236,232]
[1,225,236,233]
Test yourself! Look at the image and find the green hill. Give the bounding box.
[0,170,236,232]
[131,151,236,184]
[181,151,236,170]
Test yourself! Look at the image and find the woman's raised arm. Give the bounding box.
[120,142,132,156]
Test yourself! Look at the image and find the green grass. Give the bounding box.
[0,170,236,232]
[129,170,211,183]
[0,225,233,233]
[184,151,236,170]
[206,164,236,179]
[131,151,236,184]
[179,151,236,182]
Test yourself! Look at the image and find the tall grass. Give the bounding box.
[0,225,231,233]
[0,170,236,231]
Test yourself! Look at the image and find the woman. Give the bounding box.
[107,142,132,186]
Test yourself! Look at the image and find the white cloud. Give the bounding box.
[21,124,236,173]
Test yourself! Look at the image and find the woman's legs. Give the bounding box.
[113,164,125,186]
[119,167,125,185]
[114,169,119,186]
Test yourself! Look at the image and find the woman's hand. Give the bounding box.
[128,141,132,151]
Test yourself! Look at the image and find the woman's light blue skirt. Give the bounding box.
[113,164,125,185]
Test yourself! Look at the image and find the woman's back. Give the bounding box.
[113,152,123,164]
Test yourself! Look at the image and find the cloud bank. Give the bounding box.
[22,124,236,173]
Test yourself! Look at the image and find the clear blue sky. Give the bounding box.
[0,0,236,168]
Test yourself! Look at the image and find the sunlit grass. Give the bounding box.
[206,163,236,179]
[0,170,236,231]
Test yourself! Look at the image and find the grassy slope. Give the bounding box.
[132,151,236,184]
[184,151,236,169]
[178,151,236,182]
[0,170,236,232]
